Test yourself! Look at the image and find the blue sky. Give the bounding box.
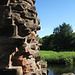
[35,0,75,38]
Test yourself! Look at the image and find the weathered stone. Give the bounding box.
[21,1,31,8]
[32,0,36,4]
[25,0,33,5]
[34,18,40,25]
[0,0,47,75]
[9,66,23,75]
[39,61,47,68]
[12,4,25,11]
[35,56,41,62]
[10,0,23,3]
[21,10,36,20]
[61,73,74,75]
[18,26,31,36]
[0,0,10,6]
[28,6,37,15]
[10,0,17,3]
[42,68,48,75]
[29,50,39,57]
[26,22,35,31]
[12,56,27,66]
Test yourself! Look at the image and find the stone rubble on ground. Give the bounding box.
[61,73,74,75]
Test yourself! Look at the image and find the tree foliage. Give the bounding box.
[39,23,75,51]
[39,36,50,50]
[53,23,73,51]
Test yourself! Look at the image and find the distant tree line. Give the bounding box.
[39,23,75,51]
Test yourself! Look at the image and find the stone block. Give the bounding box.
[42,68,48,75]
[61,73,74,75]
[0,66,23,75]
[39,61,47,68]
[12,56,26,66]
[9,66,23,75]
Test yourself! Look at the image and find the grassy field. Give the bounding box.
[39,50,75,65]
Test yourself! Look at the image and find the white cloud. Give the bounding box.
[73,30,75,33]
[73,26,75,33]
[40,28,45,31]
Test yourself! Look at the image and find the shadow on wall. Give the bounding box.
[0,0,9,5]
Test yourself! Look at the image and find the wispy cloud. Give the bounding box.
[73,30,75,33]
[73,26,75,33]
[40,28,45,31]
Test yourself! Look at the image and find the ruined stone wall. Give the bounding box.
[0,0,47,75]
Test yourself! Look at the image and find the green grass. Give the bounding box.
[39,50,75,65]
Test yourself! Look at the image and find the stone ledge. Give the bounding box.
[0,66,23,75]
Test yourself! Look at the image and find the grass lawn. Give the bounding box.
[39,50,75,65]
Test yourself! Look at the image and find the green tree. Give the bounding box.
[40,23,75,51]
[71,33,75,50]
[39,34,56,51]
[47,34,56,50]
[39,36,50,50]
[53,23,73,51]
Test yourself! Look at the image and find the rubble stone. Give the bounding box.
[0,0,47,75]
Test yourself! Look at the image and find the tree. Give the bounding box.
[71,33,75,50]
[53,23,73,51]
[47,34,56,50]
[40,23,75,51]
[53,23,73,35]
[39,36,50,50]
[39,34,56,51]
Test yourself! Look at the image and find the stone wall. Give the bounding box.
[0,0,47,75]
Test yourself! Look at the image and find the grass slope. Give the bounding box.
[39,51,75,65]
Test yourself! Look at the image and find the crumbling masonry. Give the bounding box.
[0,0,47,75]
